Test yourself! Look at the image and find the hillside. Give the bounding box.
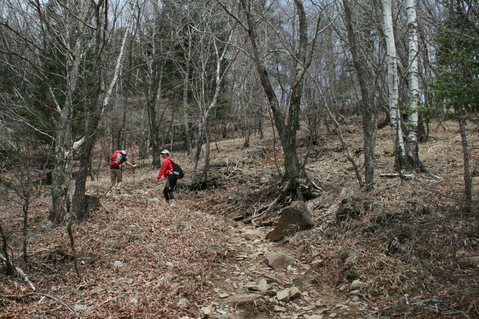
[1,120,478,318]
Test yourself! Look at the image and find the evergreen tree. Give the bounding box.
[428,0,479,204]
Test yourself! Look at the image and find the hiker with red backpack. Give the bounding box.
[109,150,137,193]
[155,149,177,205]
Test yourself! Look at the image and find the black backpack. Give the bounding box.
[172,162,184,179]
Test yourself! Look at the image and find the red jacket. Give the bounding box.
[157,156,173,179]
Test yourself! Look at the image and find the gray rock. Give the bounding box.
[266,201,314,241]
[293,275,316,287]
[177,298,190,308]
[456,255,479,268]
[201,305,214,317]
[230,294,262,305]
[277,289,291,302]
[277,287,302,302]
[257,278,270,292]
[289,287,301,299]
[242,229,264,241]
[274,305,287,312]
[266,252,296,269]
[350,279,365,290]
[244,281,257,290]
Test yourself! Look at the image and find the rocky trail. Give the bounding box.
[83,174,370,319]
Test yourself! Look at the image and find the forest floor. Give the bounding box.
[1,119,479,319]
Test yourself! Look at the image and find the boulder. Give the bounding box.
[266,201,314,241]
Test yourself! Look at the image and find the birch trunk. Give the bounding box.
[405,0,421,170]
[383,0,408,172]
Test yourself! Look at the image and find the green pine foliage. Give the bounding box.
[428,2,479,116]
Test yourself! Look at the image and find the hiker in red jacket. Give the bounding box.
[155,149,177,205]
[109,150,136,193]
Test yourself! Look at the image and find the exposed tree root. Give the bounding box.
[246,177,321,226]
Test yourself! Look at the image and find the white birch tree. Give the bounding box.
[405,0,422,170]
[383,0,408,172]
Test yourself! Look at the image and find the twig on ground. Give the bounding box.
[226,159,241,179]
[0,293,78,315]
[67,221,82,280]
[85,290,133,313]
[14,266,36,291]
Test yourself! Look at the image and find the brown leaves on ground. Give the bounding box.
[1,119,479,318]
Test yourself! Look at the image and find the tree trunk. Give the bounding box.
[73,7,133,219]
[73,136,95,220]
[237,0,308,187]
[146,60,166,169]
[183,74,192,156]
[201,118,212,182]
[458,111,472,204]
[383,0,408,172]
[182,30,193,156]
[50,47,78,223]
[50,116,73,224]
[343,0,378,189]
[405,0,422,171]
[191,32,232,187]
[148,99,162,169]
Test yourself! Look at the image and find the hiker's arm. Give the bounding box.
[126,161,137,168]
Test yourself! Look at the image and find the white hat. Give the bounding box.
[160,149,170,154]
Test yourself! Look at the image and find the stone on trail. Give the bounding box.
[229,293,262,305]
[276,286,301,302]
[293,275,316,287]
[266,252,296,269]
[266,201,314,241]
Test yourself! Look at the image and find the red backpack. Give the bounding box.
[109,150,123,168]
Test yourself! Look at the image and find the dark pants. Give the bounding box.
[163,173,177,202]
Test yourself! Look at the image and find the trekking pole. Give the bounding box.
[101,182,114,197]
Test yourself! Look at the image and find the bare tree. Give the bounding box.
[0,0,135,222]
[34,0,88,223]
[72,1,136,219]
[219,0,322,198]
[138,0,173,169]
[190,26,235,185]
[341,0,382,189]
